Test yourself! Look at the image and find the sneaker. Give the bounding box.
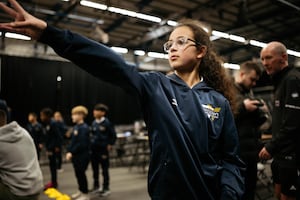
[71,191,81,199]
[44,181,57,190]
[100,189,111,197]
[76,193,90,200]
[57,168,64,173]
[89,187,100,194]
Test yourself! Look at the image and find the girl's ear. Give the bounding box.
[196,46,207,59]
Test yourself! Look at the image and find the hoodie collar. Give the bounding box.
[166,73,212,90]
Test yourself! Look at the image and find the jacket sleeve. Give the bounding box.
[108,122,117,145]
[220,101,245,200]
[38,25,144,95]
[265,76,300,155]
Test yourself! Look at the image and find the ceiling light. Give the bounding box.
[111,46,128,54]
[134,50,145,56]
[211,30,229,39]
[148,52,168,59]
[167,20,178,26]
[5,33,31,40]
[223,63,240,70]
[57,76,62,82]
[287,50,300,57]
[136,13,161,23]
[80,1,161,23]
[229,34,246,43]
[80,0,107,10]
[249,40,267,48]
[108,7,137,17]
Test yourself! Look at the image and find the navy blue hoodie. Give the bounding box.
[91,118,117,152]
[39,26,244,200]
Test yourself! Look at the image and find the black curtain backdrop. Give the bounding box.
[0,55,142,127]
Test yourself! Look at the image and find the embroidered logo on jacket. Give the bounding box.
[171,98,178,106]
[202,104,221,121]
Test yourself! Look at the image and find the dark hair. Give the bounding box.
[240,61,263,77]
[176,19,237,112]
[40,107,53,118]
[94,103,109,112]
[0,100,8,126]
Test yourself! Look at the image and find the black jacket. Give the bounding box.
[234,84,264,161]
[43,120,63,151]
[265,66,300,162]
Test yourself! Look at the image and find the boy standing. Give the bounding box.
[27,112,44,160]
[66,106,90,200]
[90,104,116,196]
[53,111,68,172]
[40,108,63,190]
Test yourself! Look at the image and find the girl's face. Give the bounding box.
[166,26,205,72]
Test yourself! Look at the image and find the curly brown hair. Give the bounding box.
[175,19,237,112]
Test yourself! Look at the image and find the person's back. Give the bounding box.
[0,100,43,200]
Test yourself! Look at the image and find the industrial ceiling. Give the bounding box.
[0,0,299,70]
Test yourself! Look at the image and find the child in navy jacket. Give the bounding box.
[0,2,245,199]
[40,108,62,190]
[66,106,90,200]
[90,103,116,196]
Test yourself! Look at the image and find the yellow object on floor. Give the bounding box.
[44,188,71,200]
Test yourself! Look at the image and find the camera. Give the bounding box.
[254,99,269,126]
[254,99,264,107]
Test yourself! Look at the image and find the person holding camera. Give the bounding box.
[234,61,267,200]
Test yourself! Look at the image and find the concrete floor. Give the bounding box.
[40,163,149,200]
[39,161,276,200]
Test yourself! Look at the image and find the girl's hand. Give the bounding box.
[0,0,47,40]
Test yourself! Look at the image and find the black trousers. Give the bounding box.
[91,150,110,189]
[48,151,57,184]
[241,157,257,200]
[72,154,90,193]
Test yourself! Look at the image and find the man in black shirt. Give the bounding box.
[259,41,300,200]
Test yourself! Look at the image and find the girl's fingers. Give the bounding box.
[0,2,18,19]
[0,23,27,36]
[8,0,27,15]
[9,21,31,28]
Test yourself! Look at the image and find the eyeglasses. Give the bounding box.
[163,36,201,53]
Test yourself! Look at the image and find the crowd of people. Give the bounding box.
[1,102,117,200]
[0,0,299,200]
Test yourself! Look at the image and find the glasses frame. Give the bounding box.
[163,36,201,53]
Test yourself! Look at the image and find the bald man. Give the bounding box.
[259,41,300,200]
